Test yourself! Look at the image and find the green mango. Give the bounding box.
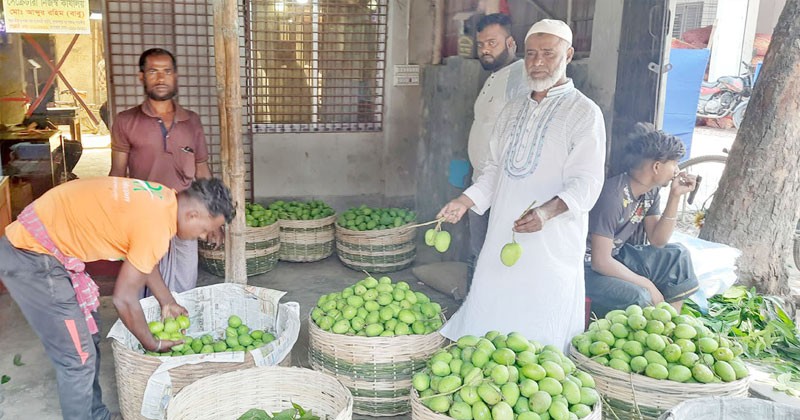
[500,241,523,266]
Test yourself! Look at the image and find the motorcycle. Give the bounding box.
[696,62,754,128]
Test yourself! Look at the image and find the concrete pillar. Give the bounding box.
[415,57,483,263]
[578,0,624,160]
[708,0,759,81]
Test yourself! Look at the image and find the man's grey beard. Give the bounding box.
[527,55,567,93]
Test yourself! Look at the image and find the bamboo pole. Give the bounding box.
[432,0,445,64]
[212,0,247,284]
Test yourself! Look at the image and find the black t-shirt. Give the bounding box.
[586,173,661,259]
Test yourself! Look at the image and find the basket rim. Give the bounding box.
[335,222,417,236]
[166,366,354,419]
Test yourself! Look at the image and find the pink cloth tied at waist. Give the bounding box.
[18,204,100,334]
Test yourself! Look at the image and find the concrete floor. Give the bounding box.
[0,257,461,419]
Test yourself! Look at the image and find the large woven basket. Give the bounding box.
[308,314,446,416]
[410,388,603,420]
[335,223,417,273]
[198,222,280,277]
[113,342,291,420]
[278,214,336,262]
[166,366,353,420]
[569,346,750,420]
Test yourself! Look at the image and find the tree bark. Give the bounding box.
[699,0,800,295]
[213,0,247,284]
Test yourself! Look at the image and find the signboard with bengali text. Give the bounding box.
[3,0,90,34]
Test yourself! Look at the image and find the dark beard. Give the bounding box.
[145,85,177,101]
[479,48,512,72]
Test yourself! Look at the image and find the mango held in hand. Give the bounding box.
[434,231,451,253]
[424,228,437,246]
[500,241,522,267]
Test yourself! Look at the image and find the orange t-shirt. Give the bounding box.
[5,177,178,274]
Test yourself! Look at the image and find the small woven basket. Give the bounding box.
[198,222,280,277]
[308,314,446,416]
[113,343,291,420]
[278,214,336,262]
[569,346,750,420]
[335,223,417,273]
[410,388,603,420]
[166,366,353,420]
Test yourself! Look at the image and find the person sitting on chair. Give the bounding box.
[585,122,700,316]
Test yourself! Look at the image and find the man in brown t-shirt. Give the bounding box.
[110,48,220,296]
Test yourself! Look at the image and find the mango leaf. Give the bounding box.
[270,408,297,420]
[13,354,24,366]
[1,375,10,384]
[297,412,319,420]
[291,402,306,416]
[237,408,270,420]
[722,286,747,300]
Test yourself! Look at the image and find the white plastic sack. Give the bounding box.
[107,283,301,419]
[659,396,800,419]
[669,232,741,310]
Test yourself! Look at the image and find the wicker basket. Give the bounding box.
[335,223,417,273]
[113,342,291,420]
[166,366,353,420]
[109,284,300,420]
[308,314,446,416]
[278,214,336,262]
[410,388,603,420]
[569,346,750,420]
[198,222,280,277]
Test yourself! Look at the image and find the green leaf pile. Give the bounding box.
[684,286,800,395]
[238,403,320,420]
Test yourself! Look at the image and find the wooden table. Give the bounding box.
[0,129,65,194]
[46,107,81,143]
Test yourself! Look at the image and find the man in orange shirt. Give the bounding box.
[0,177,234,420]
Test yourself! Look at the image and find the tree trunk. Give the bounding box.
[699,0,800,295]
[213,0,247,284]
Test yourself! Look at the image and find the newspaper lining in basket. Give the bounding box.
[108,284,301,419]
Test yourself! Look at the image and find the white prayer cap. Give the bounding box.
[525,19,573,45]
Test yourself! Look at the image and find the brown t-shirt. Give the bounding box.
[111,100,209,191]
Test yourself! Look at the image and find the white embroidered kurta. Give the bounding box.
[441,80,607,351]
[468,60,528,183]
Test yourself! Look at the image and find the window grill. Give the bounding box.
[673,2,704,39]
[247,0,388,133]
[105,0,253,196]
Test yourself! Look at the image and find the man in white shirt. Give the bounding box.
[467,13,528,285]
[439,20,606,350]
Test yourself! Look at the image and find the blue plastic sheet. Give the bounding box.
[663,48,711,161]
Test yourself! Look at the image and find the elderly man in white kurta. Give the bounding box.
[437,19,606,350]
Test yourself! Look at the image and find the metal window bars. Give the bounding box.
[246,0,388,133]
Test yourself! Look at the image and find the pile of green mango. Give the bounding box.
[268,200,335,220]
[572,303,749,383]
[146,315,276,356]
[311,275,443,336]
[245,203,279,228]
[414,331,600,419]
[336,206,416,231]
